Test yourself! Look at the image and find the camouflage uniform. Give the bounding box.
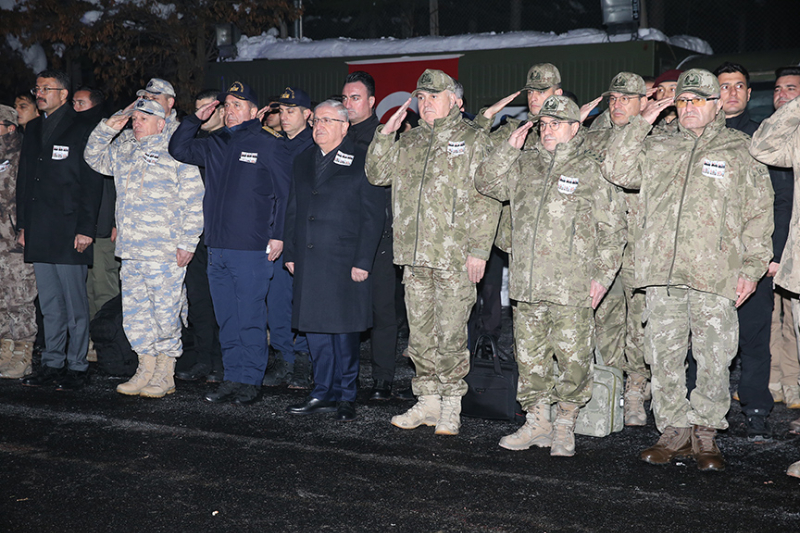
[603,74,774,431]
[474,98,625,410]
[84,113,204,359]
[0,127,37,342]
[366,94,501,398]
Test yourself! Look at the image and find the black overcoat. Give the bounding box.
[284,136,385,334]
[16,105,103,264]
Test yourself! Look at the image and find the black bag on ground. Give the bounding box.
[90,294,138,377]
[462,334,525,423]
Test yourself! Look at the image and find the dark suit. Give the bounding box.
[284,136,385,401]
[16,104,104,371]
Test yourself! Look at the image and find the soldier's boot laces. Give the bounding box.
[550,402,580,457]
[117,354,158,395]
[692,425,725,472]
[140,354,177,398]
[435,396,462,436]
[391,395,440,429]
[640,426,692,465]
[1,341,33,379]
[624,373,648,426]
[499,403,552,450]
[0,339,14,373]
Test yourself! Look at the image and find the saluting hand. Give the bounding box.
[507,122,534,150]
[105,100,137,130]
[381,98,412,135]
[483,91,521,121]
[641,97,674,125]
[196,100,220,121]
[580,96,603,124]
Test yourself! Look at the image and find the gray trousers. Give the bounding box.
[33,263,90,371]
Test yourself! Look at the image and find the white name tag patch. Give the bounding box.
[334,150,354,166]
[0,160,9,173]
[240,152,258,164]
[702,159,726,179]
[557,175,579,195]
[143,152,160,165]
[447,141,466,156]
[52,145,69,160]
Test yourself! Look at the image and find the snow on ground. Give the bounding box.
[235,27,713,62]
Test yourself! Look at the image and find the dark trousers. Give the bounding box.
[370,236,399,383]
[184,234,223,373]
[468,247,507,350]
[267,255,308,365]
[307,332,360,402]
[207,248,273,386]
[33,263,90,372]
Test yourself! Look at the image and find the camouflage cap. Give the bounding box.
[136,78,176,98]
[412,69,456,96]
[0,104,18,126]
[676,69,720,98]
[603,72,646,96]
[133,98,166,119]
[536,95,580,122]
[522,63,561,91]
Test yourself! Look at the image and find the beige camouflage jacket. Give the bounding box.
[603,112,773,301]
[0,130,22,253]
[84,121,204,263]
[750,96,800,293]
[366,105,501,270]
[474,130,626,307]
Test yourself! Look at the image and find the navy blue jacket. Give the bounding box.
[270,127,313,198]
[169,116,282,251]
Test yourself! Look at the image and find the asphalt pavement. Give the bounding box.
[2,321,800,532]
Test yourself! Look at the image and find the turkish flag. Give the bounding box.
[347,54,461,122]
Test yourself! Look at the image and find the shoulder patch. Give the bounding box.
[262,125,282,138]
[583,149,604,163]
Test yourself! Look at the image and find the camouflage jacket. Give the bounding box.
[0,130,22,253]
[750,95,800,293]
[603,112,774,300]
[84,121,204,263]
[585,110,638,273]
[474,129,626,307]
[366,105,501,270]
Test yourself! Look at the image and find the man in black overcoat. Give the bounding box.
[284,100,385,421]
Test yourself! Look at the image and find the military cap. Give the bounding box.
[522,63,561,91]
[218,81,259,107]
[133,98,166,119]
[278,86,311,109]
[653,69,682,87]
[537,95,580,122]
[603,72,646,96]
[412,69,456,96]
[676,69,720,98]
[136,78,176,98]
[0,104,19,126]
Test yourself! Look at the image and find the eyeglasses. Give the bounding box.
[31,86,66,95]
[539,120,573,131]
[312,117,347,126]
[675,96,720,108]
[608,95,641,106]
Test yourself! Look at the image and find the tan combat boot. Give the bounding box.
[783,385,800,409]
[139,354,177,398]
[768,382,784,403]
[692,425,724,472]
[0,339,15,373]
[391,395,441,429]
[499,402,552,450]
[117,354,158,395]
[435,396,462,436]
[550,402,580,457]
[788,460,800,478]
[1,341,33,379]
[624,373,648,426]
[640,426,692,464]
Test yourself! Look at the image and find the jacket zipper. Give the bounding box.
[666,136,699,294]
[412,123,436,265]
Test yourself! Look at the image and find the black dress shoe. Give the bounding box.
[393,387,415,401]
[336,401,356,421]
[206,369,224,383]
[56,369,89,391]
[368,380,393,401]
[233,384,260,405]
[205,380,240,403]
[286,396,336,415]
[175,363,211,382]
[21,365,65,387]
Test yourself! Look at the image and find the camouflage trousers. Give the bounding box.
[594,266,649,378]
[645,286,738,431]
[514,301,594,410]
[404,266,476,397]
[121,260,187,359]
[0,247,37,341]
